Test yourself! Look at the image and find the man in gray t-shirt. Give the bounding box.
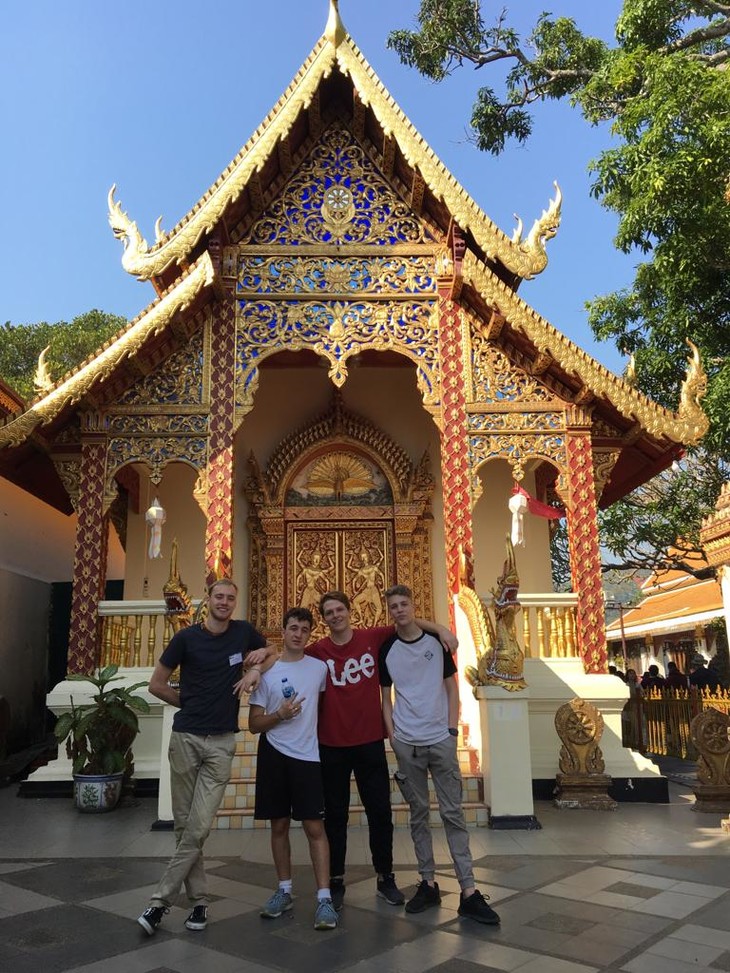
[380,585,500,926]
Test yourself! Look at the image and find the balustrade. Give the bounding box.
[517,593,579,660]
[97,600,200,667]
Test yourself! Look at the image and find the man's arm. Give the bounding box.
[381,685,395,742]
[148,660,180,707]
[248,697,302,734]
[235,642,279,697]
[444,674,460,732]
[417,617,458,653]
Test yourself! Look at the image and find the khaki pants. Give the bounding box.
[151,731,236,907]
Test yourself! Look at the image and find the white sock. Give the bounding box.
[317,888,331,901]
[280,880,292,894]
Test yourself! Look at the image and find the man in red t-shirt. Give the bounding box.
[305,589,457,911]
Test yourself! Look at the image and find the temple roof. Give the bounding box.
[107,1,562,289]
[606,559,722,642]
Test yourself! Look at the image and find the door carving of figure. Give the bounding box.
[291,523,394,637]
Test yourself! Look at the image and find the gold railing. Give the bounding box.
[97,600,199,668]
[518,594,579,659]
[623,687,730,758]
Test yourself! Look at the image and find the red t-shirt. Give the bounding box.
[306,626,393,747]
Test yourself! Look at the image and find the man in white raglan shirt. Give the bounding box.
[380,584,500,925]
[248,607,338,931]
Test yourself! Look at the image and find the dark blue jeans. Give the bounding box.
[319,739,393,878]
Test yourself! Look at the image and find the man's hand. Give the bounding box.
[234,669,261,697]
[245,646,270,668]
[437,626,458,653]
[277,692,306,721]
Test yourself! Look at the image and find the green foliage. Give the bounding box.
[0,310,126,400]
[53,665,150,777]
[389,1,730,575]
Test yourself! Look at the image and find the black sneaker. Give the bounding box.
[458,889,500,925]
[185,904,208,931]
[137,905,168,935]
[330,877,346,912]
[405,880,441,914]
[377,873,405,906]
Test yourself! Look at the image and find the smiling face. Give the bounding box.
[321,597,352,639]
[207,581,237,623]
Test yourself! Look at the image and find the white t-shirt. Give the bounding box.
[249,656,327,762]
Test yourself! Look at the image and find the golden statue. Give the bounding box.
[297,549,331,614]
[349,547,385,627]
[463,537,526,692]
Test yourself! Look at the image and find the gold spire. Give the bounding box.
[325,0,346,47]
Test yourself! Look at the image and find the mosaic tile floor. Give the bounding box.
[2,786,730,973]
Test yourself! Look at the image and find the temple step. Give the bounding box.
[213,709,486,830]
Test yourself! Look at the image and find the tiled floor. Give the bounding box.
[2,783,730,972]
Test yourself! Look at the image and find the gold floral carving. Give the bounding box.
[592,449,620,503]
[114,330,205,407]
[234,298,439,412]
[244,128,433,247]
[469,426,566,495]
[0,255,215,447]
[463,251,709,445]
[106,435,207,489]
[470,331,557,405]
[52,457,81,511]
[233,253,436,297]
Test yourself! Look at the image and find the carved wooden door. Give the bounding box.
[288,520,394,637]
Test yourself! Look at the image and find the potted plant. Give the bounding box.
[53,664,150,812]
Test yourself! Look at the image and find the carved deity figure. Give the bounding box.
[297,549,331,614]
[349,547,385,627]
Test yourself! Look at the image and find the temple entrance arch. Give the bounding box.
[245,393,434,639]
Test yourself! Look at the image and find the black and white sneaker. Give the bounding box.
[377,873,405,905]
[185,904,208,930]
[405,880,441,914]
[137,905,168,935]
[458,889,500,925]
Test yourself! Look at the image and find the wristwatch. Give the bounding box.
[448,727,458,737]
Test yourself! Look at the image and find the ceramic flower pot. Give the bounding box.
[72,772,124,812]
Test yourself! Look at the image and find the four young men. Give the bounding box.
[139,573,499,936]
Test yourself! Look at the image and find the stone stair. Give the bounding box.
[213,701,487,830]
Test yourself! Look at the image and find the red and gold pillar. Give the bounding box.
[68,425,109,675]
[437,292,473,616]
[204,301,236,583]
[565,421,607,673]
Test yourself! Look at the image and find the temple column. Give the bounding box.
[565,417,607,673]
[437,294,474,612]
[68,418,109,675]
[204,302,236,581]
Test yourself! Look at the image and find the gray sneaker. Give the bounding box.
[314,897,338,930]
[260,889,293,918]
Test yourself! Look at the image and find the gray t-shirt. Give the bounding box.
[249,656,327,761]
[379,630,456,746]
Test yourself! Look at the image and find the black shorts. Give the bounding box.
[254,733,325,822]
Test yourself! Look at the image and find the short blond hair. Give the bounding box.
[207,578,238,596]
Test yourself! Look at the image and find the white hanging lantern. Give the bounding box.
[145,497,166,559]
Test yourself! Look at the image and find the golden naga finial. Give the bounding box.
[624,353,636,386]
[154,215,165,243]
[509,183,562,277]
[33,345,54,394]
[108,184,150,277]
[678,339,710,444]
[325,0,346,47]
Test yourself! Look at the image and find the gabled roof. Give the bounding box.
[606,570,722,641]
[108,1,562,287]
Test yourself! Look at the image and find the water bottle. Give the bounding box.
[281,677,296,700]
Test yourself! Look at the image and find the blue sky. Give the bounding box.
[0,1,628,373]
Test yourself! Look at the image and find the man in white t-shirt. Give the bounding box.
[380,585,500,926]
[248,607,338,931]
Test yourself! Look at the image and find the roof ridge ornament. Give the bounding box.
[325,0,346,47]
[510,182,562,278]
[108,184,150,277]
